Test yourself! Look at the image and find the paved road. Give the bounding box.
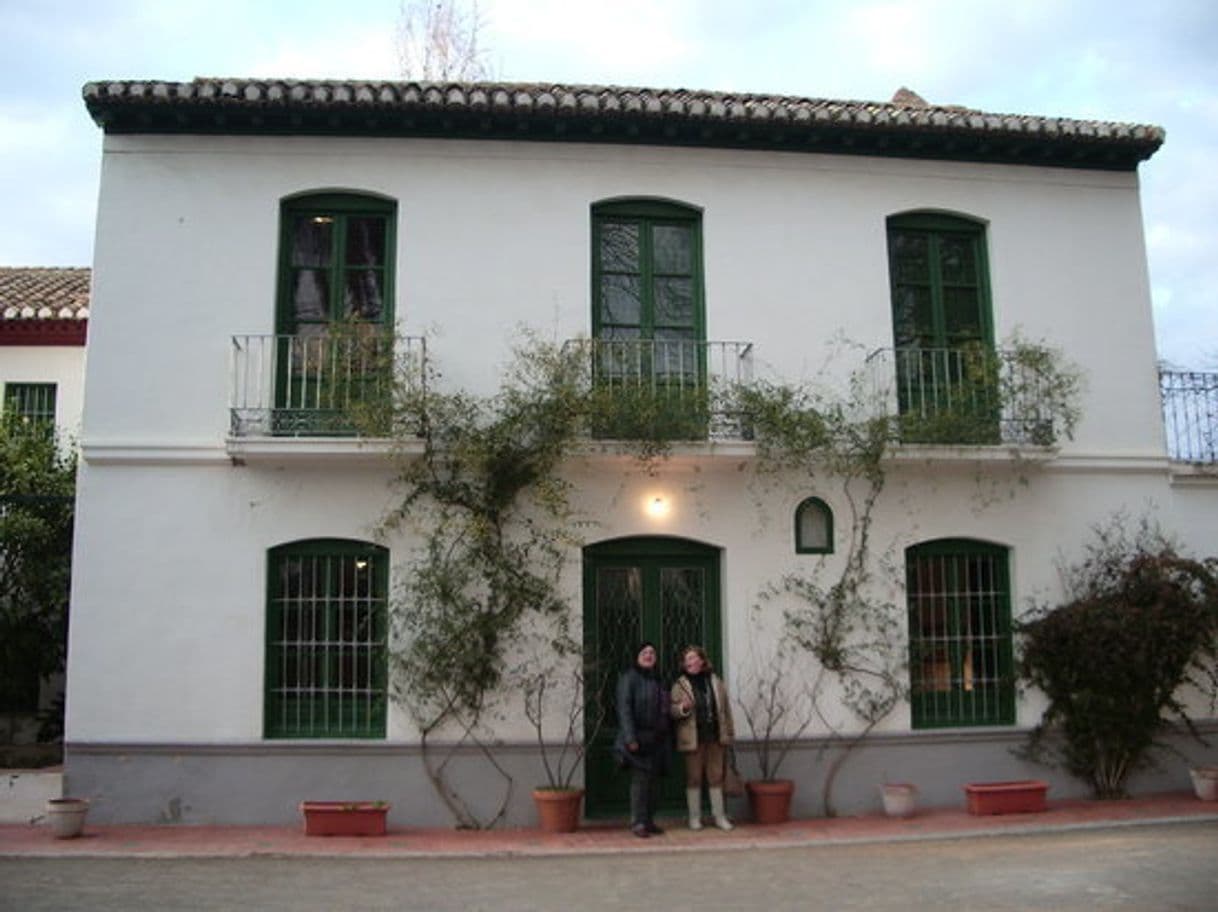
[2,821,1216,911]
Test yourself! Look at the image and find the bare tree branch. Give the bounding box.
[397,0,493,81]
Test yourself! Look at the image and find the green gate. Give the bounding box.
[582,537,722,818]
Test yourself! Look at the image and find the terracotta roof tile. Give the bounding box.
[82,79,1164,172]
[0,268,91,321]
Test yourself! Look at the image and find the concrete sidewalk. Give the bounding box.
[2,792,1216,859]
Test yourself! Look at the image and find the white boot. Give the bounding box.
[686,788,704,830]
[709,787,734,831]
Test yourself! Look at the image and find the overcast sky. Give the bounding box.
[3,0,1214,366]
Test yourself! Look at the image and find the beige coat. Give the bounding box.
[671,674,735,752]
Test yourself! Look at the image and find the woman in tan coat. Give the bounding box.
[671,644,735,831]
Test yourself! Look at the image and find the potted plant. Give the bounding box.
[299,800,391,836]
[1188,766,1218,801]
[735,639,817,824]
[521,654,608,833]
[879,780,918,818]
[963,780,1049,815]
[45,797,89,839]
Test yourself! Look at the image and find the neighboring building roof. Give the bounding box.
[83,79,1164,172]
[0,267,90,346]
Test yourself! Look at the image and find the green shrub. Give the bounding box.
[1018,522,1218,798]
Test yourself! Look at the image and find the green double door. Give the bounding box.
[582,537,722,818]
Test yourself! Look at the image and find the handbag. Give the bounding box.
[723,747,745,796]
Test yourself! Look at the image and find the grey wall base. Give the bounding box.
[66,722,1218,827]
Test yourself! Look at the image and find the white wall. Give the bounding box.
[85,134,1162,455]
[70,130,1204,747]
[66,448,1199,742]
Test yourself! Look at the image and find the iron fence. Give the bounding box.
[563,338,755,441]
[866,346,1060,446]
[230,332,426,437]
[1160,368,1218,464]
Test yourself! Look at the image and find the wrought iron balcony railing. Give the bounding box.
[1160,369,1218,464]
[563,338,755,441]
[230,332,426,438]
[866,346,1060,446]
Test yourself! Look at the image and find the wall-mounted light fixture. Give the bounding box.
[645,494,670,519]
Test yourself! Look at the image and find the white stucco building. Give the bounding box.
[69,79,1217,826]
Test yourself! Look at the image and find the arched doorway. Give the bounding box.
[582,536,722,818]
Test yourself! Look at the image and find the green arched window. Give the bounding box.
[886,211,991,351]
[906,538,1014,728]
[887,212,999,444]
[794,497,834,554]
[271,192,397,435]
[590,199,707,437]
[264,538,388,738]
[277,192,396,335]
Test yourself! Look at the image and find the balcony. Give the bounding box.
[1160,369,1218,464]
[563,338,755,442]
[230,332,426,438]
[867,346,1063,447]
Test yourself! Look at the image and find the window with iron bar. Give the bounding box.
[4,383,56,430]
[906,539,1014,728]
[264,539,388,738]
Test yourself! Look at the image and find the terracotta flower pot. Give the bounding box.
[299,801,390,836]
[746,779,795,824]
[532,787,584,833]
[1189,766,1218,801]
[963,780,1048,815]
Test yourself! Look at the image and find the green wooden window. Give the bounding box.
[592,200,705,373]
[277,193,396,334]
[272,193,396,436]
[591,200,708,438]
[887,212,991,351]
[265,539,388,738]
[4,383,56,429]
[794,497,834,554]
[887,213,999,444]
[906,539,1014,728]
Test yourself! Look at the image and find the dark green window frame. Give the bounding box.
[794,497,834,554]
[590,199,708,438]
[887,211,992,351]
[591,199,705,349]
[272,193,397,436]
[906,538,1014,729]
[887,213,1000,444]
[276,192,397,334]
[4,383,56,429]
[264,538,389,739]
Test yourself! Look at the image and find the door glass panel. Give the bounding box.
[890,232,928,283]
[892,286,933,348]
[937,236,975,284]
[345,270,384,320]
[654,278,694,326]
[346,217,385,267]
[659,567,705,664]
[600,275,643,325]
[654,328,697,379]
[291,270,329,321]
[652,224,692,274]
[594,566,642,726]
[943,288,982,341]
[292,217,333,268]
[600,221,640,273]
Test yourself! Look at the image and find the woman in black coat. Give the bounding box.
[613,641,670,838]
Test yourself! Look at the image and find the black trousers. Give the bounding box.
[629,765,660,825]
